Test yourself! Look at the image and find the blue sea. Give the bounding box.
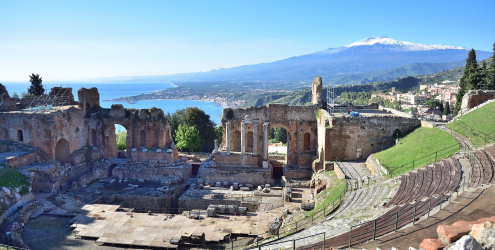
[2,82,224,124]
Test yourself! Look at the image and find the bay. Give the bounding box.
[2,82,224,124]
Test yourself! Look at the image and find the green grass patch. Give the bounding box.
[305,171,347,217]
[446,101,495,147]
[375,127,459,177]
[0,168,29,190]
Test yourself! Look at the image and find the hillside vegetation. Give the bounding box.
[374,127,459,177]
[446,100,495,147]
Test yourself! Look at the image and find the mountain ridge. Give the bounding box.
[95,37,491,86]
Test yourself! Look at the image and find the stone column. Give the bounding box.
[226,121,231,154]
[263,122,269,168]
[214,139,218,153]
[253,122,258,156]
[241,121,245,155]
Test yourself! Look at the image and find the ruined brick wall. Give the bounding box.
[0,107,88,163]
[324,116,420,161]
[112,163,191,183]
[284,166,312,179]
[460,90,495,111]
[48,87,76,105]
[130,150,178,163]
[220,103,318,167]
[94,105,176,159]
[198,165,274,186]
[214,153,259,166]
[78,87,100,112]
[0,93,17,111]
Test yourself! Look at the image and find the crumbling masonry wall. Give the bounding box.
[219,103,318,167]
[460,90,495,111]
[322,114,421,161]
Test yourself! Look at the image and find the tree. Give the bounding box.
[455,49,480,114]
[165,107,217,152]
[175,124,203,152]
[116,130,127,150]
[269,127,287,144]
[480,60,488,89]
[214,126,223,144]
[27,73,45,96]
[12,92,19,101]
[21,91,34,98]
[424,99,442,109]
[443,102,450,115]
[488,42,495,90]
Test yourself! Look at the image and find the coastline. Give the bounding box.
[103,98,229,108]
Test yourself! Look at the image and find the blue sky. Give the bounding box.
[0,0,494,81]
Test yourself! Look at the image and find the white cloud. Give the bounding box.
[0,38,319,81]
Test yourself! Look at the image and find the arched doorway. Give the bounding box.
[108,163,118,177]
[115,124,127,159]
[303,133,310,151]
[231,130,241,151]
[55,138,71,164]
[268,127,288,180]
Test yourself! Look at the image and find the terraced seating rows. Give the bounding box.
[329,184,389,221]
[470,148,495,187]
[385,157,462,207]
[299,157,463,249]
[302,194,448,249]
[484,145,495,162]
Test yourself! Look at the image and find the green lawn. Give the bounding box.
[305,171,347,216]
[374,127,459,177]
[446,101,495,147]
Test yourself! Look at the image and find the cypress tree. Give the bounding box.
[27,73,45,96]
[443,102,450,115]
[455,49,479,113]
[488,42,495,90]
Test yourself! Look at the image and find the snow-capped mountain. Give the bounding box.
[103,37,491,86]
[343,36,467,51]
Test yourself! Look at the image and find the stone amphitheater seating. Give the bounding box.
[470,146,495,187]
[300,157,464,249]
[385,157,462,207]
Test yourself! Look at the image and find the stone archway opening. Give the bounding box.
[268,127,287,156]
[55,138,71,164]
[231,130,241,151]
[303,133,311,151]
[115,124,127,158]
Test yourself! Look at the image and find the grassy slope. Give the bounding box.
[0,168,29,190]
[446,101,495,147]
[305,171,347,216]
[374,127,459,176]
[0,168,30,215]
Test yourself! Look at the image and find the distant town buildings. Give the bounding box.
[369,81,461,121]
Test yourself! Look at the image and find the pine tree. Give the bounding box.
[480,61,488,89]
[27,73,45,96]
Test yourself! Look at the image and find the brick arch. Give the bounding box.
[55,138,71,164]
